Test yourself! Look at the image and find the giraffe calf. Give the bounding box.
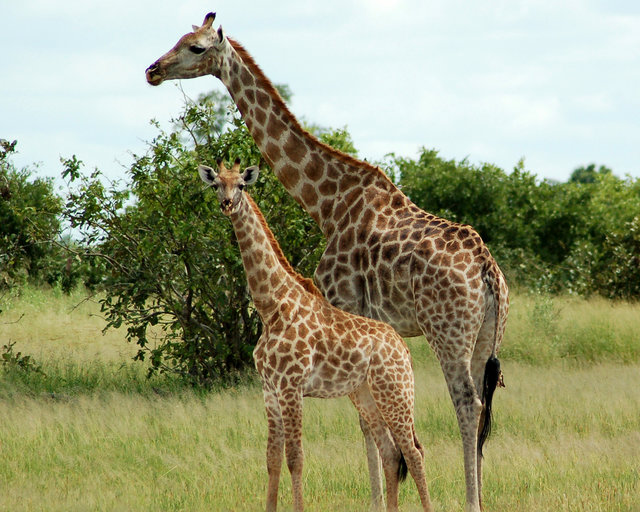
[198,159,433,512]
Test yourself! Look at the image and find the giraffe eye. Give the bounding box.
[211,182,219,190]
[189,45,206,55]
[238,184,245,191]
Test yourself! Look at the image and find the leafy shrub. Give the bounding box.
[61,92,337,386]
[1,341,44,375]
[388,148,640,300]
[0,140,67,290]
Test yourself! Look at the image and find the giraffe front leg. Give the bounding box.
[263,388,285,512]
[359,414,385,511]
[279,390,305,512]
[350,384,403,512]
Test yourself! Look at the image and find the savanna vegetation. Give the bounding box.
[2,89,639,510]
[0,289,638,511]
[3,89,639,382]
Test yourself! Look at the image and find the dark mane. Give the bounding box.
[245,194,324,299]
[228,38,396,188]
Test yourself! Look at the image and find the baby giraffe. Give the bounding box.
[198,158,432,512]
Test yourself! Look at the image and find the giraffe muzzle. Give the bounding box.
[145,62,165,86]
[220,198,233,214]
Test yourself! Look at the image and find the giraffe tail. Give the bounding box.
[478,355,501,457]
[397,453,408,483]
[478,258,507,457]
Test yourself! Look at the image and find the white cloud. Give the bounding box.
[2,0,639,183]
[571,93,614,113]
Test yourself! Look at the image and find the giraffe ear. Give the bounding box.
[242,166,260,185]
[215,26,226,45]
[198,164,217,185]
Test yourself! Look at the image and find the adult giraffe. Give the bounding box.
[146,13,508,512]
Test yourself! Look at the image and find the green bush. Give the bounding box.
[0,140,68,291]
[388,148,640,300]
[61,92,341,386]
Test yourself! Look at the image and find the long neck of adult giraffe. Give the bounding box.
[229,193,320,320]
[219,39,399,238]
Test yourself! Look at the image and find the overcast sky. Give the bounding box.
[2,0,639,187]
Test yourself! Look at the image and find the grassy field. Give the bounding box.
[1,288,639,511]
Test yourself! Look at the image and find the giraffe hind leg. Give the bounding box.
[365,357,433,512]
[392,429,432,512]
[471,301,506,509]
[441,361,483,512]
[472,286,504,458]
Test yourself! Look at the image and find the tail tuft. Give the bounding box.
[397,453,408,483]
[478,355,501,457]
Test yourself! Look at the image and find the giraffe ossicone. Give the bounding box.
[198,159,433,512]
[148,13,509,512]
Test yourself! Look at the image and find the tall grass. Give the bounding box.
[0,286,136,363]
[2,287,638,393]
[0,287,194,396]
[498,292,640,364]
[1,288,639,511]
[1,363,638,511]
[402,292,639,368]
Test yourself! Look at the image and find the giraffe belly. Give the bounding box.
[358,276,422,337]
[302,361,368,399]
[367,302,421,338]
[316,256,421,337]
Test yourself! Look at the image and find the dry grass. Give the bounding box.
[1,288,639,511]
[0,287,137,362]
[1,363,638,511]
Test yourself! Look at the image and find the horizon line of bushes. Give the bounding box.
[5,138,636,300]
[385,150,640,299]
[2,90,639,384]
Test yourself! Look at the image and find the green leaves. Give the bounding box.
[390,148,640,299]
[1,144,64,289]
[61,90,327,386]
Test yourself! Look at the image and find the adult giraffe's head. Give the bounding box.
[198,158,259,216]
[146,12,227,86]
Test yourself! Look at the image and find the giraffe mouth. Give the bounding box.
[145,63,165,86]
[220,199,234,215]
